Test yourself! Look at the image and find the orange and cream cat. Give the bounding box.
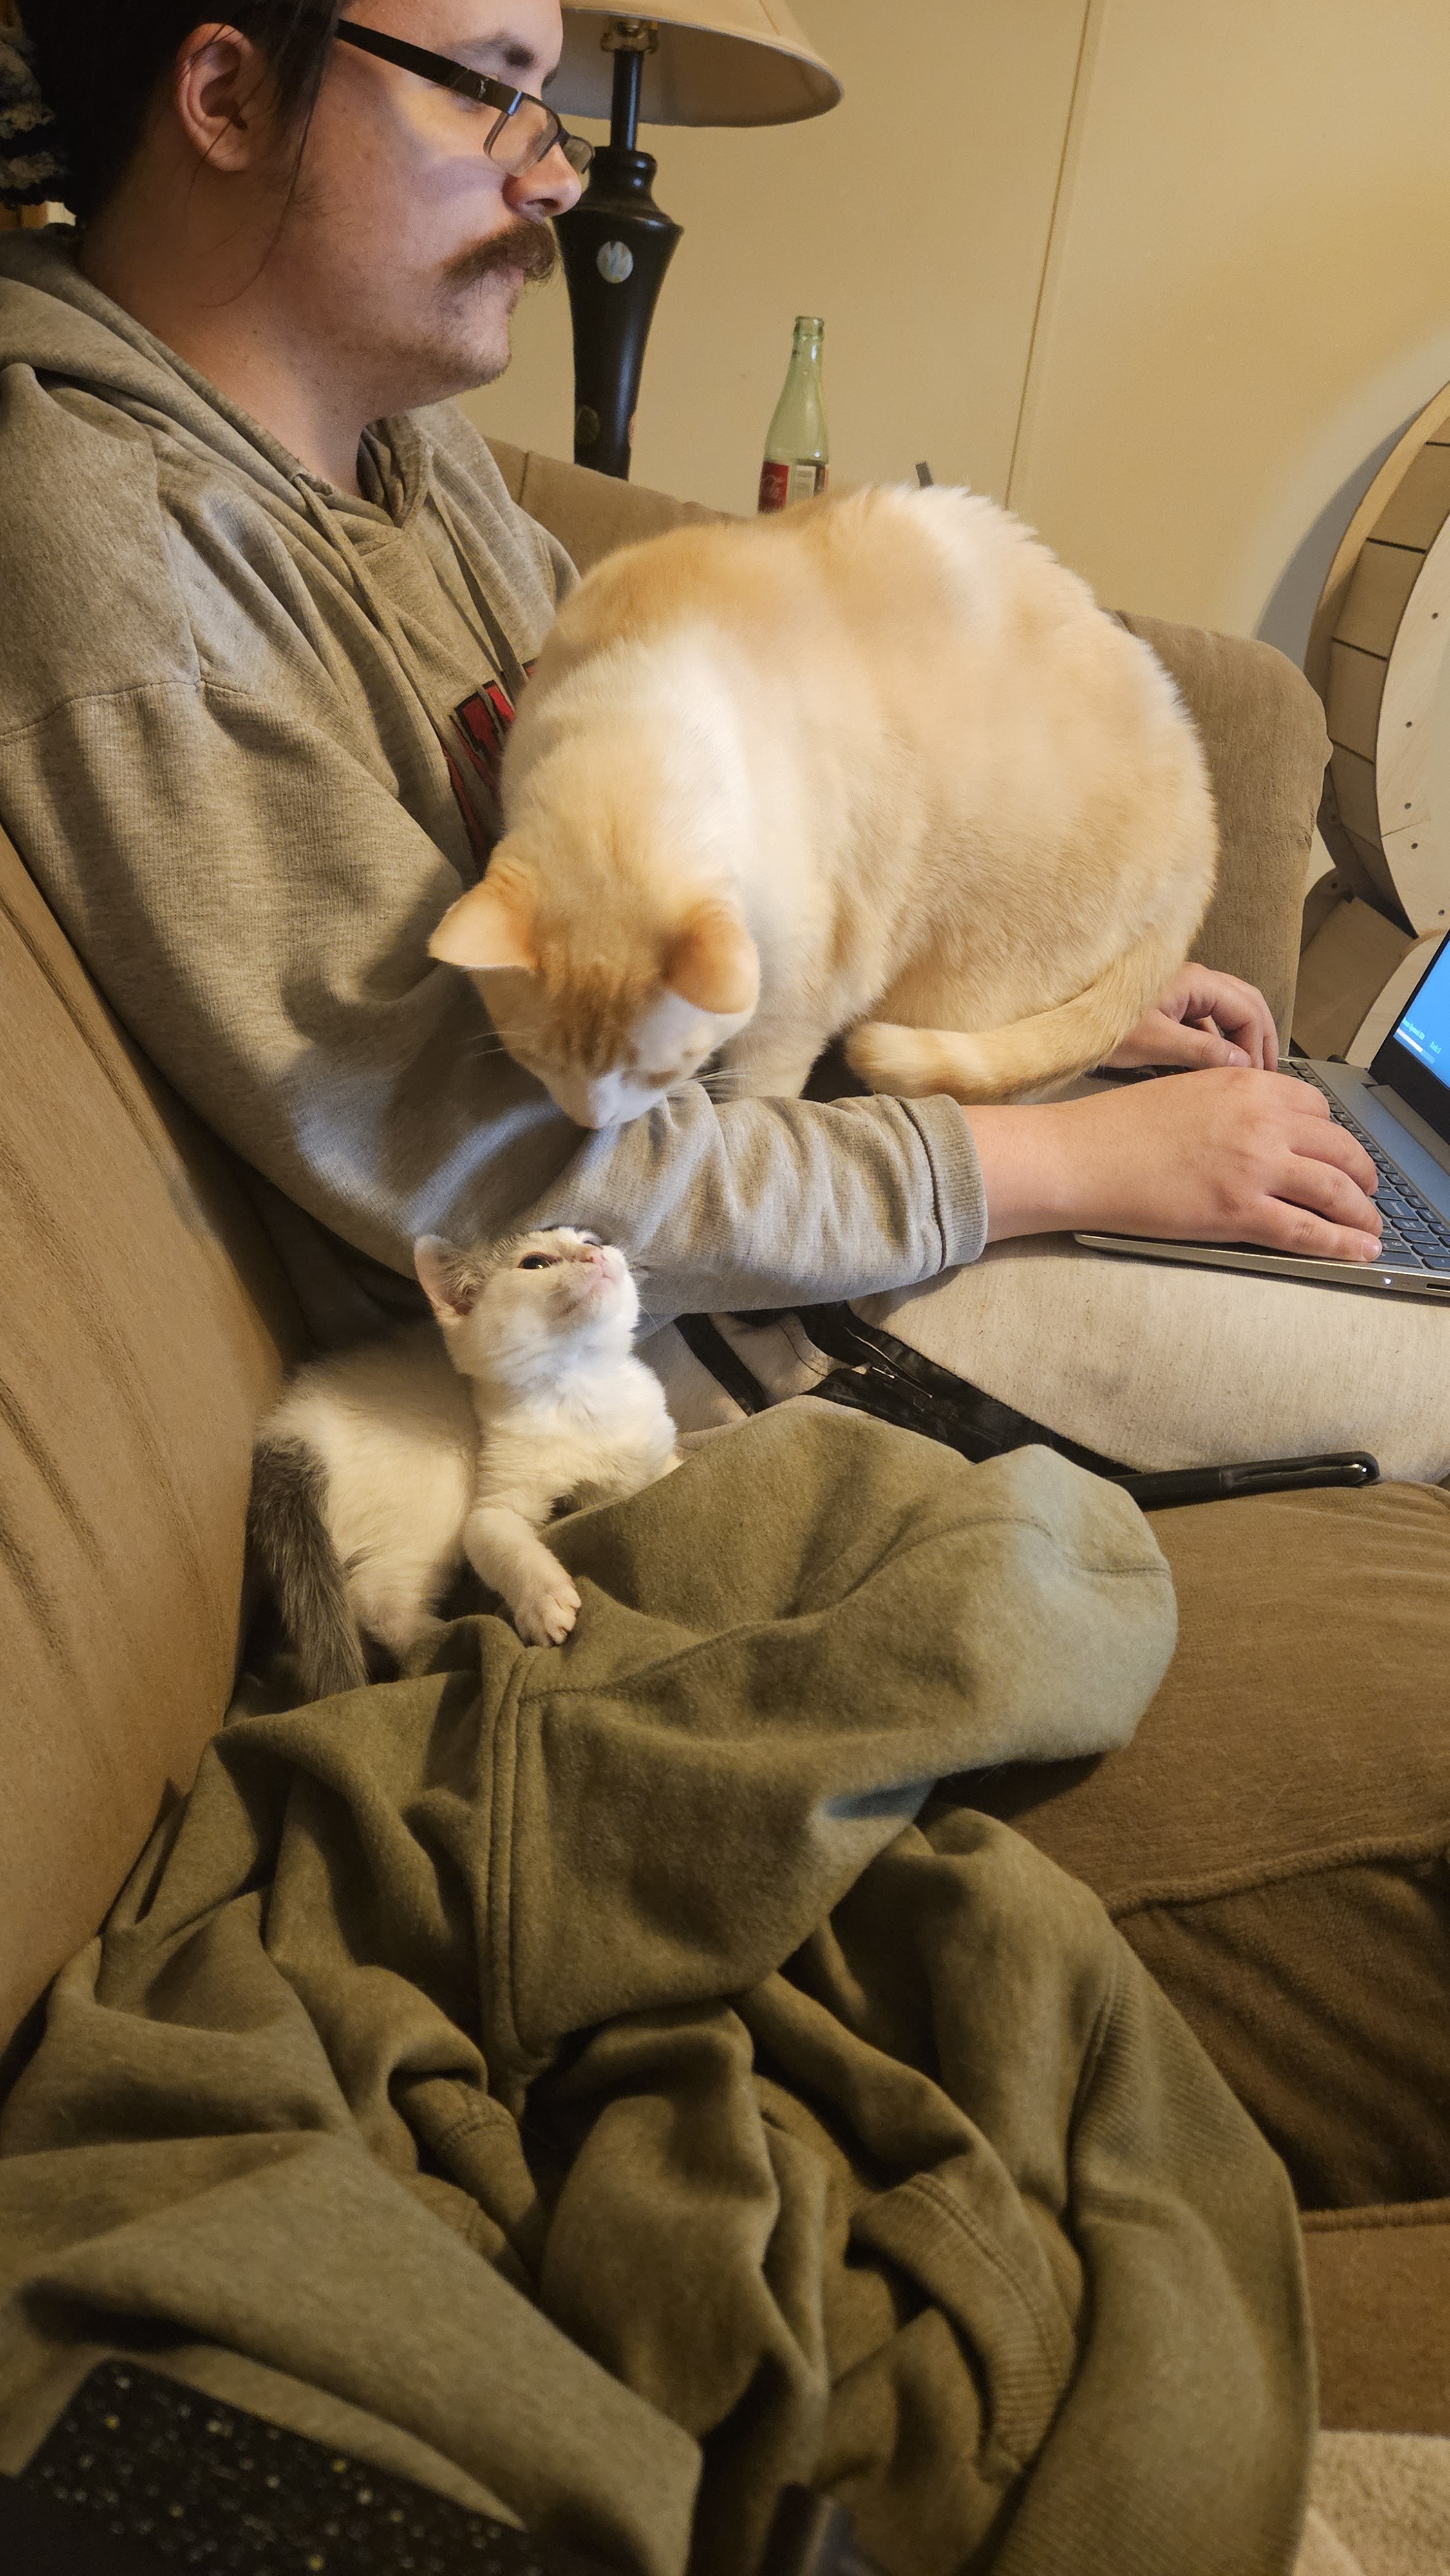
[429,485,1218,1124]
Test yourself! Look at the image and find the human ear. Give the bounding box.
[429,878,538,975]
[414,1236,483,1320]
[172,24,274,177]
[666,901,759,1018]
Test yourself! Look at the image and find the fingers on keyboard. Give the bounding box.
[1295,1066,1450,1264]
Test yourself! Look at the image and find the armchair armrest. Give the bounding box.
[486,437,726,575]
[1118,616,1330,1044]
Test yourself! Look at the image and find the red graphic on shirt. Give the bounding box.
[444,670,534,868]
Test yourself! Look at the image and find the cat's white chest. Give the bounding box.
[473,1361,677,1520]
[559,1410,676,1513]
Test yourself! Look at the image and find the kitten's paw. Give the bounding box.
[513,1574,581,1646]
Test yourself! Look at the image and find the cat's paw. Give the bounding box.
[513,1573,581,1646]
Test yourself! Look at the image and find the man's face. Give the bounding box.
[265,1,580,414]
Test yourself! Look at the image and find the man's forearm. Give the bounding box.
[520,1086,988,1321]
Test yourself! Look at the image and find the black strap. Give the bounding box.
[674,1311,774,1414]
[795,1304,1131,1475]
[675,1301,1124,1466]
[681,1305,1379,1511]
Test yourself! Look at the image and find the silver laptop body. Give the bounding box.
[1077,935,1450,1304]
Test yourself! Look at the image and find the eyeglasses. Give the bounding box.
[334,22,594,177]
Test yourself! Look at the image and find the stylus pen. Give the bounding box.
[1116,1451,1380,1510]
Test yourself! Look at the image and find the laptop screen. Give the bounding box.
[1371,932,1450,1142]
[1392,941,1450,1079]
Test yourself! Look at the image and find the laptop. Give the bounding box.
[1076,933,1450,1302]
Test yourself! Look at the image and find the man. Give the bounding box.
[0,0,1385,1369]
[6,0,1450,2479]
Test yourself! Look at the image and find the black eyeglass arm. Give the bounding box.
[333,21,585,174]
[334,22,523,115]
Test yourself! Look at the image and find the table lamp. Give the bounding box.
[547,5,840,478]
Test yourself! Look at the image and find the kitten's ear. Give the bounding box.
[415,1235,484,1320]
[429,877,537,974]
[666,901,759,1018]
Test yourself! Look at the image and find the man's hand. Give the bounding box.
[968,1067,1382,1264]
[1104,965,1279,1073]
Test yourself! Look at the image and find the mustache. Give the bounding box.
[446,219,559,292]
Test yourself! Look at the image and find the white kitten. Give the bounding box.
[249,1227,680,1696]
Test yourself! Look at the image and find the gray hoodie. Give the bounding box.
[0,229,986,1338]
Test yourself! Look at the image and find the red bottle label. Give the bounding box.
[758,460,828,513]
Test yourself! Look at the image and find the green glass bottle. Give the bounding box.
[758,316,830,513]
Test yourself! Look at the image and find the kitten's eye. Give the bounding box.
[518,1253,559,1271]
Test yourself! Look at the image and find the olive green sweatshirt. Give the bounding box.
[0,1410,1311,2575]
[0,229,986,1339]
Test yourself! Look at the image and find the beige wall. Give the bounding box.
[467,0,1091,511]
[1010,0,1450,649]
[465,0,1450,652]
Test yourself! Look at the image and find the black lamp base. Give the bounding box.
[555,144,681,479]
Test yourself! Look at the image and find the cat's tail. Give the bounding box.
[844,916,1195,1104]
[247,1435,369,1701]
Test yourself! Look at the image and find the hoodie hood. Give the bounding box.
[0,216,560,763]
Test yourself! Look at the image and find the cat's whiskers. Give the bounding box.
[697,1070,752,1099]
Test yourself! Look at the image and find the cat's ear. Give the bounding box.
[429,878,537,975]
[415,1236,484,1320]
[666,901,759,1018]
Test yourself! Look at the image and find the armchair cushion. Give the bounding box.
[966,1477,1450,2214]
[0,828,303,2053]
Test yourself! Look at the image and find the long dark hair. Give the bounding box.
[23,2,343,223]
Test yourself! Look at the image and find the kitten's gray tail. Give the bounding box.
[247,1435,368,1701]
[843,915,1193,1104]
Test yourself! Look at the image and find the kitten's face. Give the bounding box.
[414,1226,639,1381]
[428,865,759,1129]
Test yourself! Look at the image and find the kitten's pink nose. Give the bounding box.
[569,1243,609,1289]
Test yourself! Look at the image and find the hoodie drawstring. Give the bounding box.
[296,478,466,722]
[430,482,532,703]
[297,474,534,718]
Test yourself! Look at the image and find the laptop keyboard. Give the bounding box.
[1292,1063,1450,1270]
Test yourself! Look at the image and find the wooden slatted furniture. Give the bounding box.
[1312,384,1450,936]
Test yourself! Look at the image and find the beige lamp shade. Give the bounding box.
[551,4,842,128]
